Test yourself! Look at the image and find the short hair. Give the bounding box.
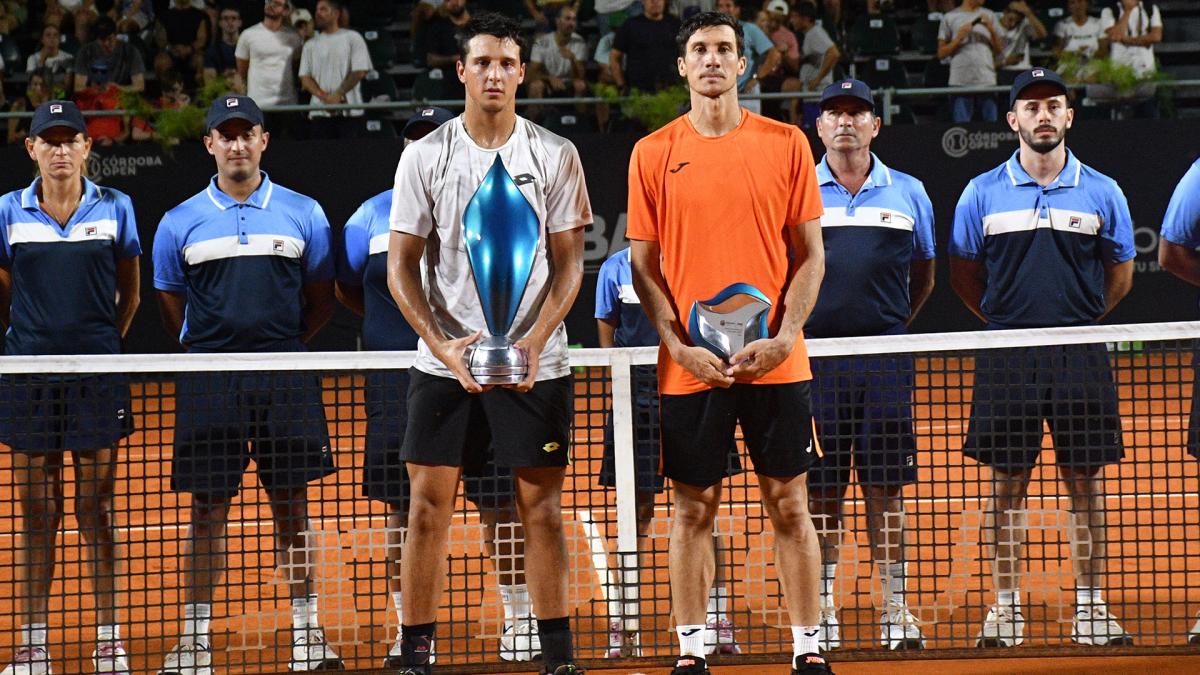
[92,15,116,40]
[457,12,527,62]
[677,11,745,58]
[797,3,819,21]
[319,0,345,11]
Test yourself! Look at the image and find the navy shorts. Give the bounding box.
[363,370,516,510]
[660,381,818,488]
[808,353,919,490]
[600,365,665,493]
[1187,351,1200,460]
[401,369,572,469]
[0,374,133,453]
[963,343,1124,474]
[171,372,337,499]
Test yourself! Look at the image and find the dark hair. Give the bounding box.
[92,15,116,40]
[457,12,527,62]
[319,0,345,11]
[676,11,744,57]
[797,3,819,21]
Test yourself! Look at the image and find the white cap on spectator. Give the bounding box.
[291,8,312,24]
[766,0,790,15]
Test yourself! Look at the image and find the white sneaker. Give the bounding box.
[384,635,436,668]
[605,620,641,658]
[975,604,1024,647]
[1,646,52,675]
[818,606,840,651]
[1072,605,1133,646]
[92,641,130,675]
[498,617,541,662]
[158,642,212,675]
[289,628,344,671]
[1189,613,1200,645]
[880,602,925,650]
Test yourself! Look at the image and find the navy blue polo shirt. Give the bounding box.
[805,154,936,338]
[949,150,1135,329]
[0,177,141,355]
[152,172,334,352]
[336,189,419,351]
[594,248,658,347]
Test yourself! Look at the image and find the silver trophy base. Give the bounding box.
[464,335,528,385]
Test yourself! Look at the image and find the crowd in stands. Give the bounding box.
[0,0,1188,143]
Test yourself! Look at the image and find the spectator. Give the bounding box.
[204,5,243,89]
[524,0,578,30]
[74,82,128,145]
[131,71,190,142]
[291,6,314,42]
[593,29,617,129]
[73,15,146,95]
[0,1,19,34]
[795,3,839,93]
[116,0,153,33]
[610,0,681,94]
[1101,0,1162,78]
[762,0,803,123]
[937,0,1003,122]
[595,0,639,36]
[671,0,710,21]
[155,0,209,87]
[716,0,781,116]
[236,0,303,108]
[27,24,75,90]
[422,0,470,99]
[1054,0,1107,60]
[6,71,51,144]
[527,4,587,117]
[996,1,1047,83]
[298,0,371,138]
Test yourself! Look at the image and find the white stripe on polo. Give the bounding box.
[183,234,305,265]
[8,219,119,245]
[820,206,916,231]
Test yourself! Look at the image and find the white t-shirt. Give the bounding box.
[27,50,75,74]
[939,7,999,86]
[298,28,373,117]
[235,22,303,106]
[998,19,1034,71]
[1100,2,1161,76]
[530,32,587,79]
[800,24,837,89]
[1054,16,1105,58]
[390,116,593,381]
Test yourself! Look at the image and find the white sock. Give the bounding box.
[996,590,1022,609]
[182,603,212,646]
[391,592,403,634]
[499,584,533,622]
[877,562,907,604]
[820,563,837,607]
[792,625,820,656]
[1075,587,1103,607]
[291,594,319,642]
[21,623,48,648]
[676,624,706,657]
[97,624,120,642]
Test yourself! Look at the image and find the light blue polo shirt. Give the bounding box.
[1161,158,1200,250]
[336,189,419,351]
[805,154,936,338]
[0,177,141,355]
[153,171,334,352]
[594,247,659,348]
[949,150,1135,328]
[739,21,775,91]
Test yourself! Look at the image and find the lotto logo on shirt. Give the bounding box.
[273,239,285,252]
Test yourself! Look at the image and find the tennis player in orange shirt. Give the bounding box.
[626,10,831,675]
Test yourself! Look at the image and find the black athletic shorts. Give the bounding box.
[400,369,572,469]
[0,374,133,453]
[963,343,1124,474]
[1189,349,1200,460]
[171,371,337,499]
[363,370,516,510]
[660,381,819,488]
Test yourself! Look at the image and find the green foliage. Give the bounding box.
[594,82,689,131]
[118,77,237,148]
[1056,52,1170,97]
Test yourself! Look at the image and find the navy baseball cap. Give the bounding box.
[205,94,265,133]
[1009,68,1070,109]
[402,106,456,139]
[819,79,874,111]
[30,100,88,138]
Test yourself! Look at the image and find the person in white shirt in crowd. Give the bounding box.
[996,1,1046,83]
[1053,0,1107,60]
[793,2,839,126]
[236,0,303,134]
[937,0,1004,122]
[298,0,372,138]
[27,24,75,88]
[527,4,588,120]
[1100,0,1161,77]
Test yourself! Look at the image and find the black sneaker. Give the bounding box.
[670,655,710,675]
[397,667,431,675]
[543,664,586,675]
[793,653,834,674]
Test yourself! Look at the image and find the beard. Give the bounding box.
[448,4,466,17]
[1020,124,1065,154]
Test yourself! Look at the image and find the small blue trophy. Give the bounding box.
[461,155,541,384]
[688,283,773,362]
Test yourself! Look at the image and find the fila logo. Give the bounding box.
[841,81,853,89]
[906,455,915,466]
[50,104,63,114]
[1032,69,1044,78]
[670,162,690,174]
[513,173,536,186]
[880,212,892,224]
[85,225,97,236]
[421,108,435,117]
[226,97,239,107]
[273,239,285,251]
[1069,216,1081,229]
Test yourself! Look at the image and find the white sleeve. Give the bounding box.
[390,144,436,237]
[234,30,251,60]
[1150,5,1163,29]
[298,41,313,78]
[351,32,373,71]
[1099,8,1115,31]
[544,141,592,233]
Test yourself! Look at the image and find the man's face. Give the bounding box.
[264,0,290,20]
[1007,86,1073,155]
[1067,0,1089,17]
[205,119,269,182]
[220,10,242,34]
[444,0,467,17]
[26,127,92,181]
[315,0,338,30]
[716,0,740,19]
[678,25,744,98]
[815,98,879,152]
[644,0,665,19]
[557,7,577,35]
[99,33,117,53]
[756,10,777,34]
[42,25,60,50]
[1001,8,1020,29]
[459,35,524,113]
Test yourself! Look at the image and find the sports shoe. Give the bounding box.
[818,606,840,651]
[157,642,212,675]
[792,653,834,674]
[543,665,585,675]
[1,646,52,675]
[396,667,431,675]
[1189,612,1200,644]
[92,641,130,674]
[703,618,741,655]
[669,655,709,675]
[499,617,542,661]
[975,604,1024,647]
[1071,605,1134,646]
[605,620,641,658]
[384,635,436,668]
[289,628,344,671]
[880,602,925,650]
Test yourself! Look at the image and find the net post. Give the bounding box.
[609,348,641,632]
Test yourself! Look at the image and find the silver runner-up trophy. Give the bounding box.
[688,283,773,362]
[461,155,541,384]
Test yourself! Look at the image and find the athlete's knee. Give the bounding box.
[516,497,562,535]
[75,494,114,537]
[768,491,814,536]
[672,486,720,532]
[405,493,455,538]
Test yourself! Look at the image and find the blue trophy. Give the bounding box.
[461,155,541,384]
[688,283,773,362]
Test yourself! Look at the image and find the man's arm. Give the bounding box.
[512,227,584,391]
[326,69,369,104]
[1100,259,1133,318]
[0,267,11,331]
[810,44,840,90]
[236,57,249,84]
[301,280,336,342]
[938,20,975,60]
[908,257,936,324]
[758,47,781,80]
[597,318,617,348]
[115,256,140,337]
[609,48,626,90]
[300,74,327,101]
[727,216,824,378]
[124,72,145,93]
[949,257,987,323]
[156,290,187,345]
[335,281,365,317]
[1160,240,1200,287]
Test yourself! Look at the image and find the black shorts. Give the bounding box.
[363,370,516,510]
[963,344,1124,474]
[660,381,818,488]
[600,365,665,493]
[401,369,572,469]
[171,372,337,499]
[808,354,919,490]
[0,374,133,453]
[1187,350,1200,460]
